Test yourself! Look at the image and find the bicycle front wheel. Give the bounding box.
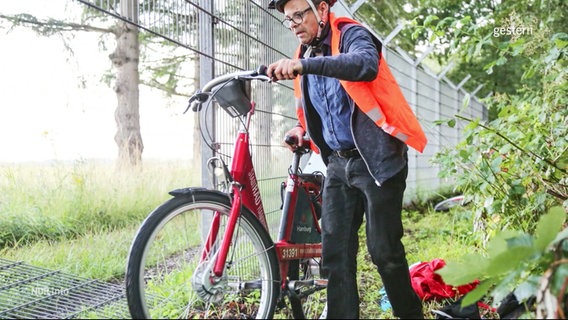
[125,190,280,319]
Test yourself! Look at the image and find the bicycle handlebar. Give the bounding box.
[285,135,312,154]
[203,65,270,92]
[187,65,271,113]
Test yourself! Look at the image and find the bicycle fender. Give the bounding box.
[169,188,262,215]
[168,187,227,200]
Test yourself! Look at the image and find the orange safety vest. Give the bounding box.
[293,14,427,153]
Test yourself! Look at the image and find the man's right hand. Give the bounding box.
[283,126,306,151]
[267,58,303,81]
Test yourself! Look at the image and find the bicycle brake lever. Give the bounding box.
[184,91,209,113]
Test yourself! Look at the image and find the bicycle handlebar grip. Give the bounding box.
[284,135,311,153]
[257,65,268,76]
[284,135,298,147]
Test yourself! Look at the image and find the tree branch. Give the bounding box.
[0,13,114,35]
[456,114,568,175]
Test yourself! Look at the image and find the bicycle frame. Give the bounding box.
[126,68,326,319]
[274,142,322,284]
[194,68,323,292]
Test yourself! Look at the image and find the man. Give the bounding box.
[266,0,427,318]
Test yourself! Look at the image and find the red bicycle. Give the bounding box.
[125,67,327,319]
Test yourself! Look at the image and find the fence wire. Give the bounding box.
[0,258,129,319]
[75,0,487,201]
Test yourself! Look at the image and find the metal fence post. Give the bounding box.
[199,0,214,188]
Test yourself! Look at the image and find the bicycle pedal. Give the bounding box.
[288,279,313,290]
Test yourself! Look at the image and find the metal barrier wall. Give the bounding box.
[76,0,486,225]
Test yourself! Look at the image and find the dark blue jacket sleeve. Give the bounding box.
[300,25,381,82]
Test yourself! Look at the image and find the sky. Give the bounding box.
[0,0,194,163]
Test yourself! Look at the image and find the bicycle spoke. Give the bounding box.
[126,192,279,319]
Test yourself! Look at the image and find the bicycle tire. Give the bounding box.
[434,195,465,212]
[125,190,280,319]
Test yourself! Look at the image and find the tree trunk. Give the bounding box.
[110,20,143,167]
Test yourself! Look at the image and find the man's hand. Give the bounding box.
[267,59,303,81]
[283,126,306,151]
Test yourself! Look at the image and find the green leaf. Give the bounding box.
[411,27,423,40]
[506,232,534,249]
[552,264,568,294]
[462,95,471,110]
[487,229,525,256]
[534,206,566,251]
[495,56,507,66]
[461,279,495,307]
[437,16,455,28]
[424,15,439,27]
[433,118,457,127]
[436,254,488,286]
[491,156,502,172]
[509,38,526,56]
[551,226,568,246]
[485,246,535,277]
[554,38,568,49]
[514,276,540,302]
[557,152,568,170]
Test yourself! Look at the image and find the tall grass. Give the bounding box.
[0,159,198,248]
[1,225,140,281]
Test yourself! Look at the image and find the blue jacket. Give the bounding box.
[298,22,408,185]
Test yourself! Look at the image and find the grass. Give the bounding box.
[0,161,486,319]
[357,207,483,319]
[0,160,197,248]
[1,225,139,281]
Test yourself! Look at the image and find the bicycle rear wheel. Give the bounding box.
[125,190,280,319]
[434,195,466,212]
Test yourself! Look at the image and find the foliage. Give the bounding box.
[408,0,567,98]
[437,207,567,317]
[343,0,421,56]
[413,0,568,316]
[422,0,567,239]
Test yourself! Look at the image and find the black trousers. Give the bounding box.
[321,155,423,319]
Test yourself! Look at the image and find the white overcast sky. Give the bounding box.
[0,0,193,163]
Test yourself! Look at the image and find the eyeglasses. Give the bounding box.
[281,7,312,29]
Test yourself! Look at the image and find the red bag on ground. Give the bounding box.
[409,258,479,301]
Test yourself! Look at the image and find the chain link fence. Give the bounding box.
[76,0,487,217]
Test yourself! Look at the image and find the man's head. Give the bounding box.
[268,0,336,13]
[269,0,334,45]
